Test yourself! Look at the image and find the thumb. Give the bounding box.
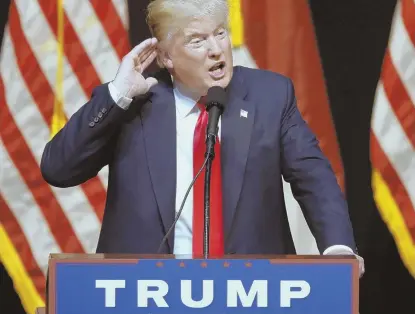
[146,77,158,89]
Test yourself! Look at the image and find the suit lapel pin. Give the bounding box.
[240,109,248,118]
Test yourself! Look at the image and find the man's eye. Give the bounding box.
[190,39,205,46]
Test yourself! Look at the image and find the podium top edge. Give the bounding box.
[49,253,357,262]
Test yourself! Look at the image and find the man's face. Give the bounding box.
[161,17,233,98]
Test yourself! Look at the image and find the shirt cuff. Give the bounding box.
[108,82,133,110]
[323,245,365,278]
[323,245,354,255]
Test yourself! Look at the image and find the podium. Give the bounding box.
[38,254,359,314]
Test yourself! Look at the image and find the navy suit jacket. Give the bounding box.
[41,66,357,255]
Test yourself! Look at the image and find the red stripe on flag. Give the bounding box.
[0,77,84,253]
[0,192,46,300]
[8,2,106,222]
[8,2,54,126]
[371,131,415,242]
[37,0,101,96]
[381,50,415,149]
[89,0,130,59]
[402,0,415,49]
[81,181,105,221]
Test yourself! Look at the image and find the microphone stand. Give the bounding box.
[203,133,216,259]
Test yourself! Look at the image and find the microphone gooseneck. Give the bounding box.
[157,155,209,254]
[203,86,227,258]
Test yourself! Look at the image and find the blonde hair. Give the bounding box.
[146,0,229,48]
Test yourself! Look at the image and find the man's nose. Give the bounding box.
[207,37,222,57]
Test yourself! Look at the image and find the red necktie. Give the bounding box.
[193,102,224,258]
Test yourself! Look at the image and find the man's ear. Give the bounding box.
[158,48,173,69]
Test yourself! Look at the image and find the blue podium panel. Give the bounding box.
[48,255,358,314]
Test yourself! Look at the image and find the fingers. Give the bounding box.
[134,51,157,73]
[140,51,158,71]
[137,46,156,65]
[128,38,158,58]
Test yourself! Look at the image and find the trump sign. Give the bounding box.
[47,254,359,314]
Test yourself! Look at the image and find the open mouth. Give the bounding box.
[209,62,226,78]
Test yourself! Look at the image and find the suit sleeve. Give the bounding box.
[40,83,130,188]
[279,77,357,254]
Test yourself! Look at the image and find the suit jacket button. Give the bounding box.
[89,121,95,127]
[94,117,99,123]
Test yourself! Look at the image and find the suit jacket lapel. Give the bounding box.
[221,67,255,244]
[140,67,255,252]
[141,73,176,252]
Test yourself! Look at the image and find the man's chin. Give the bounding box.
[208,76,231,90]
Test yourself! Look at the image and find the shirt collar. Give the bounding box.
[172,79,202,119]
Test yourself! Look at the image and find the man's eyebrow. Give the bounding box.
[183,24,227,42]
[184,32,205,41]
[215,23,227,31]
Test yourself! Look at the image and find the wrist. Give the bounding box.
[108,82,133,110]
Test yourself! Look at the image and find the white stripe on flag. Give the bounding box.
[112,0,129,29]
[1,30,101,253]
[14,0,109,187]
[97,166,109,189]
[372,83,415,207]
[64,0,122,81]
[0,140,60,274]
[13,0,88,115]
[388,2,415,106]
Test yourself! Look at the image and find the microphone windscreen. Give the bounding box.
[206,86,227,109]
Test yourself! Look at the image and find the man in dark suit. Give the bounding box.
[41,0,364,275]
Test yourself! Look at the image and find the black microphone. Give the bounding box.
[203,86,227,258]
[205,86,227,139]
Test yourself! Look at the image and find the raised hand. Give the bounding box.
[112,38,159,98]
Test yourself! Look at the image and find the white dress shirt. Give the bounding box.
[109,81,217,254]
[107,82,363,275]
[171,86,214,254]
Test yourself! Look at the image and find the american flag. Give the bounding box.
[0,1,129,312]
[370,0,415,278]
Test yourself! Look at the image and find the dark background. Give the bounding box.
[1,0,414,313]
